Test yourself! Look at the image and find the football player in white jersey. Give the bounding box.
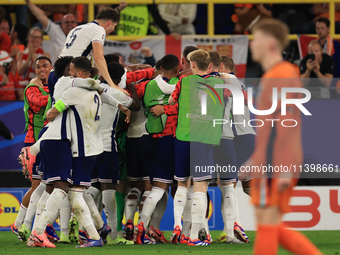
[92,61,141,244]
[218,55,255,243]
[26,57,112,248]
[58,7,128,96]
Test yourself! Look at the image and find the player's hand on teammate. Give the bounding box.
[118,104,129,115]
[29,77,43,88]
[150,105,164,118]
[124,109,131,123]
[115,85,130,96]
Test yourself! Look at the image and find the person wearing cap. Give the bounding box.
[0,51,20,100]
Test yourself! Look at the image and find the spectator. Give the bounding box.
[116,3,181,40]
[1,19,10,35]
[232,4,272,34]
[0,7,11,54]
[0,120,13,140]
[140,46,156,66]
[16,27,50,99]
[0,51,20,100]
[302,4,340,34]
[25,0,77,64]
[9,23,28,76]
[300,40,334,98]
[315,17,335,56]
[158,4,197,35]
[10,23,27,59]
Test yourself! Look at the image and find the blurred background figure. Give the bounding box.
[302,3,340,34]
[25,0,78,64]
[16,27,50,99]
[158,4,197,35]
[232,3,272,34]
[10,23,28,76]
[0,51,19,100]
[0,7,11,54]
[0,120,14,140]
[1,19,10,35]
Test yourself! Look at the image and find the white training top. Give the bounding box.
[127,105,148,138]
[45,20,66,64]
[60,87,103,157]
[225,73,256,136]
[100,82,133,152]
[59,21,106,60]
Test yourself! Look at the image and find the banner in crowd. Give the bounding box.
[102,35,249,78]
[1,186,339,231]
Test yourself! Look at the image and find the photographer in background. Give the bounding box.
[0,51,20,100]
[300,40,334,99]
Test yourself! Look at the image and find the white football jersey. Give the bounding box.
[222,73,256,136]
[100,82,133,151]
[59,21,106,60]
[221,97,234,140]
[127,105,148,138]
[60,87,103,157]
[36,76,77,142]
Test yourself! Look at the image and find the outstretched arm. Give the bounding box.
[25,0,50,30]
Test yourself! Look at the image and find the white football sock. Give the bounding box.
[102,189,117,240]
[138,190,150,224]
[149,190,168,230]
[234,188,242,226]
[125,187,141,221]
[60,196,71,236]
[220,185,235,238]
[35,188,67,235]
[32,190,50,231]
[23,183,46,231]
[14,204,27,228]
[173,186,188,230]
[139,187,164,225]
[83,189,104,230]
[182,186,193,237]
[199,194,208,230]
[69,188,100,240]
[87,186,102,214]
[190,192,206,240]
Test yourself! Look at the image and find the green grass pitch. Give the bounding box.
[1,231,339,255]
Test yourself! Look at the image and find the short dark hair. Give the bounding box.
[35,56,52,65]
[183,46,199,62]
[155,60,162,71]
[208,51,221,68]
[54,56,74,77]
[108,62,125,81]
[161,54,179,71]
[315,17,330,28]
[13,23,28,45]
[0,7,6,23]
[96,7,120,23]
[104,54,120,65]
[221,55,235,73]
[71,57,92,73]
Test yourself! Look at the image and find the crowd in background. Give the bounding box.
[0,2,340,100]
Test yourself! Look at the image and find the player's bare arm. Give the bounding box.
[46,107,61,122]
[92,41,129,96]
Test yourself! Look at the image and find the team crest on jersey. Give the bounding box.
[102,34,105,40]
